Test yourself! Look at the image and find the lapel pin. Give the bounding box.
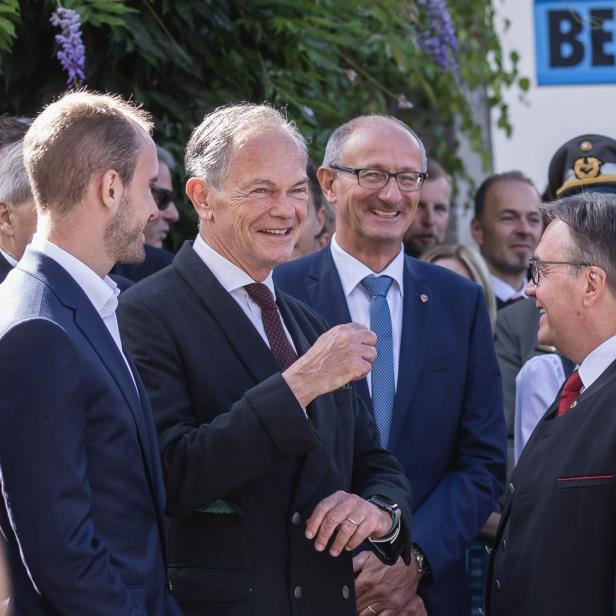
[420,294,429,303]
[570,401,578,409]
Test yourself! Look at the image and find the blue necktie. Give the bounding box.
[361,275,395,448]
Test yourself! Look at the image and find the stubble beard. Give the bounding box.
[104,194,146,265]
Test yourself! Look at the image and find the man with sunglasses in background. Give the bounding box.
[113,144,179,282]
[275,114,506,616]
[487,192,616,616]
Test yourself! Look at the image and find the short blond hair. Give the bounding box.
[24,90,153,214]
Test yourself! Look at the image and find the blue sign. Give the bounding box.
[535,0,616,85]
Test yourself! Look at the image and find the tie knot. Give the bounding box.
[244,283,277,311]
[563,369,582,394]
[361,275,393,298]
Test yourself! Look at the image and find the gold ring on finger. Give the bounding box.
[345,518,358,526]
[368,606,377,615]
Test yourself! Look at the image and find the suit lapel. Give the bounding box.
[388,257,432,451]
[18,250,157,487]
[278,295,337,509]
[173,243,282,383]
[304,248,370,402]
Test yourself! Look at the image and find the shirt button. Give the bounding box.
[495,579,501,591]
[294,586,302,599]
[291,512,302,525]
[508,482,515,495]
[501,539,507,551]
[342,585,350,599]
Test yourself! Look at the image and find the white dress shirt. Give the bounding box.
[329,234,404,394]
[491,274,528,304]
[578,333,616,390]
[0,247,17,267]
[514,334,616,462]
[514,353,565,462]
[28,234,137,390]
[192,234,297,354]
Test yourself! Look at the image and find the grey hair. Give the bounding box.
[185,102,307,187]
[0,139,32,205]
[322,115,427,168]
[156,144,176,171]
[542,192,616,294]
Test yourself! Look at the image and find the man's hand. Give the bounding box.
[305,491,391,557]
[282,323,376,407]
[354,551,426,616]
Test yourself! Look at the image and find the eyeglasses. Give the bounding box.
[529,258,594,285]
[331,165,427,192]
[151,186,174,211]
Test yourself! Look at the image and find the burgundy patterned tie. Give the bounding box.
[244,283,298,371]
[557,370,582,416]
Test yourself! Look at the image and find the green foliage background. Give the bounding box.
[0,0,526,244]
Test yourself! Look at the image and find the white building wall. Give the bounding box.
[491,0,616,194]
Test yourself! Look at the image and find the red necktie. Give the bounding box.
[244,283,298,371]
[557,370,582,416]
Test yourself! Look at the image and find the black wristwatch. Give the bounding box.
[368,496,401,538]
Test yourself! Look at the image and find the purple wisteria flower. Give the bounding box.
[50,6,86,88]
[416,0,459,74]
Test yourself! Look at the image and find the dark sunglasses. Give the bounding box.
[151,186,174,211]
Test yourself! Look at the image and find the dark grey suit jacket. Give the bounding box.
[117,242,412,616]
[494,298,541,475]
[488,358,616,616]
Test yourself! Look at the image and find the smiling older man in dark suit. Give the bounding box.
[118,103,413,616]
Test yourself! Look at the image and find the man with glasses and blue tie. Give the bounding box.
[275,114,506,616]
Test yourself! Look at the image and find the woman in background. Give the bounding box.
[422,243,498,331]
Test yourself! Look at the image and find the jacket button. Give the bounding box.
[291,512,302,525]
[342,585,350,599]
[168,581,173,592]
[294,586,302,599]
[495,579,501,591]
[501,539,507,551]
[508,482,515,495]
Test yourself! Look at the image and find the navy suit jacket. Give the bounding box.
[274,247,506,616]
[0,250,180,615]
[112,245,174,283]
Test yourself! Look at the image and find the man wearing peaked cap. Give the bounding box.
[496,133,616,476]
[547,134,616,200]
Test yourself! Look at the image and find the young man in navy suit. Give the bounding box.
[274,115,506,616]
[0,92,180,615]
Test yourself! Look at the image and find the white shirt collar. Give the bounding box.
[0,247,17,268]
[491,274,528,303]
[29,233,119,317]
[578,333,616,390]
[192,233,276,297]
[330,233,404,297]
